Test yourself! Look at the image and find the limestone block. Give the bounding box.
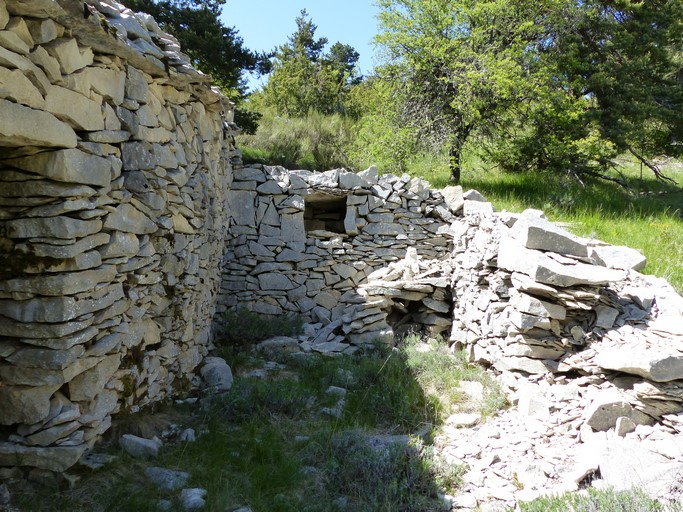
[595,347,683,383]
[0,283,123,323]
[125,66,149,103]
[172,214,194,234]
[100,231,139,258]
[69,354,121,402]
[200,357,233,392]
[0,443,86,472]
[492,355,557,374]
[25,18,60,45]
[497,236,625,287]
[441,186,464,214]
[229,189,256,226]
[589,244,646,271]
[104,203,157,234]
[314,291,338,310]
[344,205,358,235]
[0,384,60,425]
[0,1,7,30]
[119,434,161,459]
[339,170,367,189]
[0,355,102,386]
[256,180,284,194]
[25,420,80,447]
[281,213,306,242]
[44,38,92,74]
[594,305,619,329]
[0,29,30,54]
[463,200,494,215]
[512,210,589,258]
[25,233,110,259]
[0,98,77,148]
[9,149,112,187]
[584,392,634,431]
[5,345,84,370]
[510,292,566,320]
[367,213,394,223]
[5,0,65,18]
[2,216,102,239]
[362,222,405,236]
[28,47,60,83]
[307,169,339,188]
[79,67,126,105]
[408,178,430,200]
[357,165,379,185]
[5,17,32,46]
[0,266,116,296]
[45,85,105,131]
[234,167,266,182]
[0,68,44,109]
[257,272,294,291]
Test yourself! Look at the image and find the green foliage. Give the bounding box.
[219,307,303,345]
[256,10,361,118]
[372,0,683,182]
[304,431,456,511]
[238,108,356,170]
[520,487,671,512]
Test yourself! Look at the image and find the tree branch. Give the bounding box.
[627,146,677,184]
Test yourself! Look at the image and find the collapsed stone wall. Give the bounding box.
[0,0,235,470]
[448,208,683,429]
[217,165,467,351]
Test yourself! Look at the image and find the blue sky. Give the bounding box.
[221,0,381,91]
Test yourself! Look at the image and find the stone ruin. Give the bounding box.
[0,0,235,470]
[0,3,682,505]
[217,164,457,353]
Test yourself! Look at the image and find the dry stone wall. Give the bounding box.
[217,165,459,353]
[0,0,235,471]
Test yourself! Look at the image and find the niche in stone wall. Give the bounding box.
[304,192,348,234]
[386,294,453,340]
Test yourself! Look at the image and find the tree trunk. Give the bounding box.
[448,142,462,184]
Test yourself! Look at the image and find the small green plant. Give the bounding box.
[520,487,674,512]
[219,307,303,346]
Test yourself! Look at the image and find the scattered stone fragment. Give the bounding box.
[145,466,190,491]
[180,488,207,510]
[119,434,162,459]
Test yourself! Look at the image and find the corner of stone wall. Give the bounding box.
[0,0,236,471]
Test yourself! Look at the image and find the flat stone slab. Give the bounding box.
[595,347,683,383]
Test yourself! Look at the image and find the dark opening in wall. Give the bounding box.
[304,193,347,233]
[386,297,452,340]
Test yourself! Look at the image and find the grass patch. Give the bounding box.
[520,487,676,512]
[9,336,503,512]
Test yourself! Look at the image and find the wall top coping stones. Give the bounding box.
[10,0,231,112]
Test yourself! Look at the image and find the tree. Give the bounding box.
[256,10,361,117]
[375,0,552,182]
[121,0,269,131]
[548,0,683,181]
[374,0,683,183]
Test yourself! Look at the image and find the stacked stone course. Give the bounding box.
[0,0,235,470]
[217,165,459,353]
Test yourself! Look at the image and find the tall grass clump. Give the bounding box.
[238,109,356,171]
